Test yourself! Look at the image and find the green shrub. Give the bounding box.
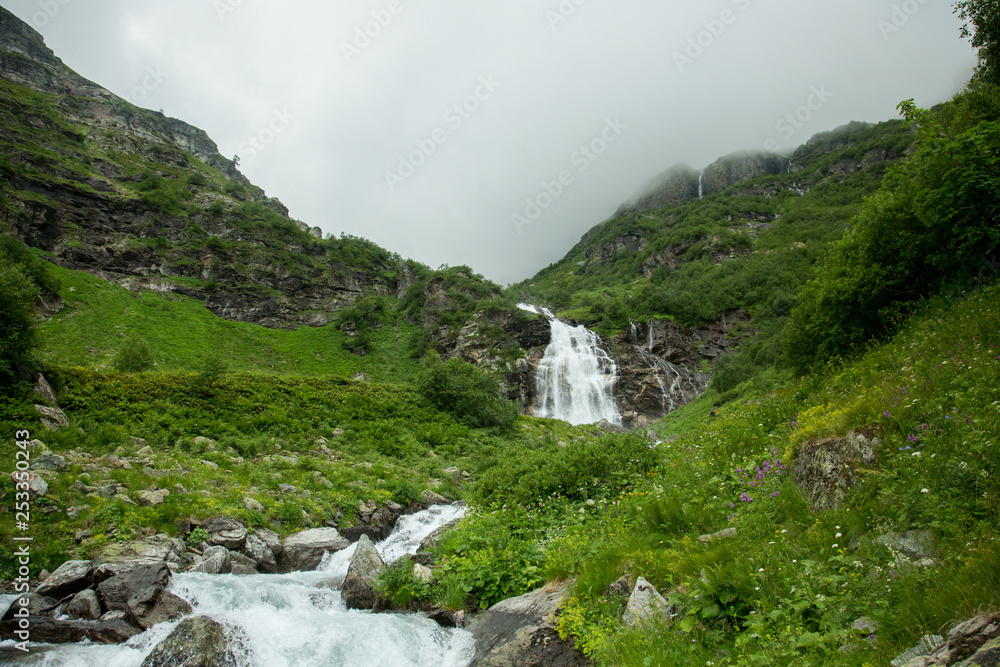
[416,357,518,431]
[0,260,40,380]
[112,337,156,372]
[374,557,431,609]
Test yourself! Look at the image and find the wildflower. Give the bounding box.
[836,532,843,538]
[832,544,839,548]
[921,488,929,493]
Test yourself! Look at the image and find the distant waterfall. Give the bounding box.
[698,171,705,199]
[520,305,622,426]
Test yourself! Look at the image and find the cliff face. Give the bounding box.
[0,6,401,329]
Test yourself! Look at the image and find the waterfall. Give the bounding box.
[519,304,622,426]
[698,171,705,199]
[1,506,473,667]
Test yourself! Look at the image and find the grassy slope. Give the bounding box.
[512,283,1000,666]
[36,260,423,383]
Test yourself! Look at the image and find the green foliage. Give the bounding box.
[789,96,1000,367]
[186,526,211,548]
[0,235,61,295]
[375,557,431,609]
[0,260,40,379]
[955,0,1000,86]
[416,357,518,431]
[112,337,156,372]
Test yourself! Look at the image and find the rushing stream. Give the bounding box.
[0,504,472,667]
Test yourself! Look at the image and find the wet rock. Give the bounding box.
[142,616,241,667]
[429,608,464,628]
[243,533,277,573]
[419,516,462,552]
[202,517,247,551]
[66,589,103,620]
[467,580,591,667]
[1,594,59,621]
[36,560,93,599]
[282,527,350,572]
[342,535,385,610]
[191,546,232,575]
[0,615,139,644]
[622,577,673,627]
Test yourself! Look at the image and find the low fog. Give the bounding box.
[4,0,978,284]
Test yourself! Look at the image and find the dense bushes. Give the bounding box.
[0,260,39,380]
[416,357,518,431]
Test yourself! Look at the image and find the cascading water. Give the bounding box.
[0,505,472,667]
[698,171,705,199]
[519,304,622,426]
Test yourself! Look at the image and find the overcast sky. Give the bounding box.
[4,0,978,285]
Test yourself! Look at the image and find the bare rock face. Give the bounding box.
[700,151,787,197]
[467,581,592,667]
[791,432,877,511]
[341,535,386,610]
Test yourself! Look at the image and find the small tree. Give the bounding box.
[0,261,39,380]
[113,337,156,373]
[416,357,519,431]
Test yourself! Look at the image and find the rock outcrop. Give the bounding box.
[341,535,386,610]
[791,432,878,510]
[142,616,242,667]
[466,581,592,667]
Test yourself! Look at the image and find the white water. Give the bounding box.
[0,505,471,667]
[698,171,705,199]
[519,304,622,426]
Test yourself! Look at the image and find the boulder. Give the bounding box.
[255,527,283,558]
[282,528,350,572]
[421,490,448,505]
[429,608,464,628]
[891,634,945,667]
[34,404,69,430]
[36,560,93,599]
[94,535,190,579]
[698,527,738,543]
[243,533,277,573]
[622,577,673,627]
[466,580,591,667]
[142,616,241,667]
[96,562,170,613]
[875,530,938,563]
[0,615,139,644]
[33,372,58,406]
[413,563,434,584]
[243,497,265,513]
[31,453,68,471]
[10,471,48,498]
[791,432,876,510]
[191,546,232,575]
[341,535,386,610]
[133,591,192,629]
[138,489,169,507]
[419,517,462,552]
[202,517,247,551]
[66,589,103,620]
[1,594,59,621]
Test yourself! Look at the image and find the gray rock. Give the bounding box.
[466,581,590,667]
[698,527,738,543]
[891,635,945,667]
[954,637,1000,666]
[282,528,350,572]
[33,373,58,406]
[34,404,69,430]
[255,528,283,558]
[622,577,673,627]
[36,559,93,599]
[851,616,879,635]
[94,535,190,580]
[10,471,48,498]
[791,432,876,510]
[342,535,386,610]
[413,563,434,584]
[138,489,169,507]
[200,459,219,470]
[243,497,265,513]
[192,436,217,451]
[421,490,448,505]
[141,616,241,667]
[133,591,192,629]
[31,453,68,471]
[419,517,462,552]
[191,546,231,575]
[0,615,139,644]
[66,589,103,620]
[876,530,938,562]
[97,562,171,613]
[243,533,277,573]
[202,517,247,551]
[1,594,60,621]
[278,483,298,494]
